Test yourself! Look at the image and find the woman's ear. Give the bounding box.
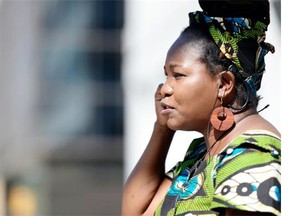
[217,71,236,100]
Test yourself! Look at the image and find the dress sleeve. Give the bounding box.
[211,137,281,216]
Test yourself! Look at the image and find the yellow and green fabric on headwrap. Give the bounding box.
[189,11,275,93]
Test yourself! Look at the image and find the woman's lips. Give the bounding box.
[160,102,175,115]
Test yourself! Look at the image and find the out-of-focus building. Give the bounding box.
[0,1,124,215]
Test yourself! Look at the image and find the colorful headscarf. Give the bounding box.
[189,11,275,93]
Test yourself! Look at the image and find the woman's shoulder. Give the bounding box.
[231,129,280,148]
[239,113,280,137]
[219,128,281,164]
[226,113,281,149]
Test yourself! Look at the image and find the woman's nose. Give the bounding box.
[160,83,174,98]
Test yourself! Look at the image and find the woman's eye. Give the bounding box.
[173,73,183,78]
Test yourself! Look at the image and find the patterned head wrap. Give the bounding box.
[189,11,275,93]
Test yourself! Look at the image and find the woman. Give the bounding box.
[122,1,281,215]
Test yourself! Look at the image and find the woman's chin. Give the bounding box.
[167,118,197,131]
[167,119,182,131]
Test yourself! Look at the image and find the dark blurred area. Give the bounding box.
[0,0,124,215]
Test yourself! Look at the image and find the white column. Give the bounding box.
[0,1,41,176]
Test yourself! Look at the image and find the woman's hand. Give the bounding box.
[155,84,170,128]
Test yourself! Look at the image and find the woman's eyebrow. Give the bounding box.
[169,64,182,69]
[164,64,182,71]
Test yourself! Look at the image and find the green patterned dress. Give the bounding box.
[155,130,281,216]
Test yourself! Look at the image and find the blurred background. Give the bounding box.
[0,0,281,216]
[0,1,123,215]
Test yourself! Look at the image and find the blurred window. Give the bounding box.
[40,0,124,137]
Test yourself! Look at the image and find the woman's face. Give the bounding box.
[161,34,220,133]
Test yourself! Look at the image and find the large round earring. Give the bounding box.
[210,98,234,131]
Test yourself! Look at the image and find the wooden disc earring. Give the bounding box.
[210,98,234,131]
